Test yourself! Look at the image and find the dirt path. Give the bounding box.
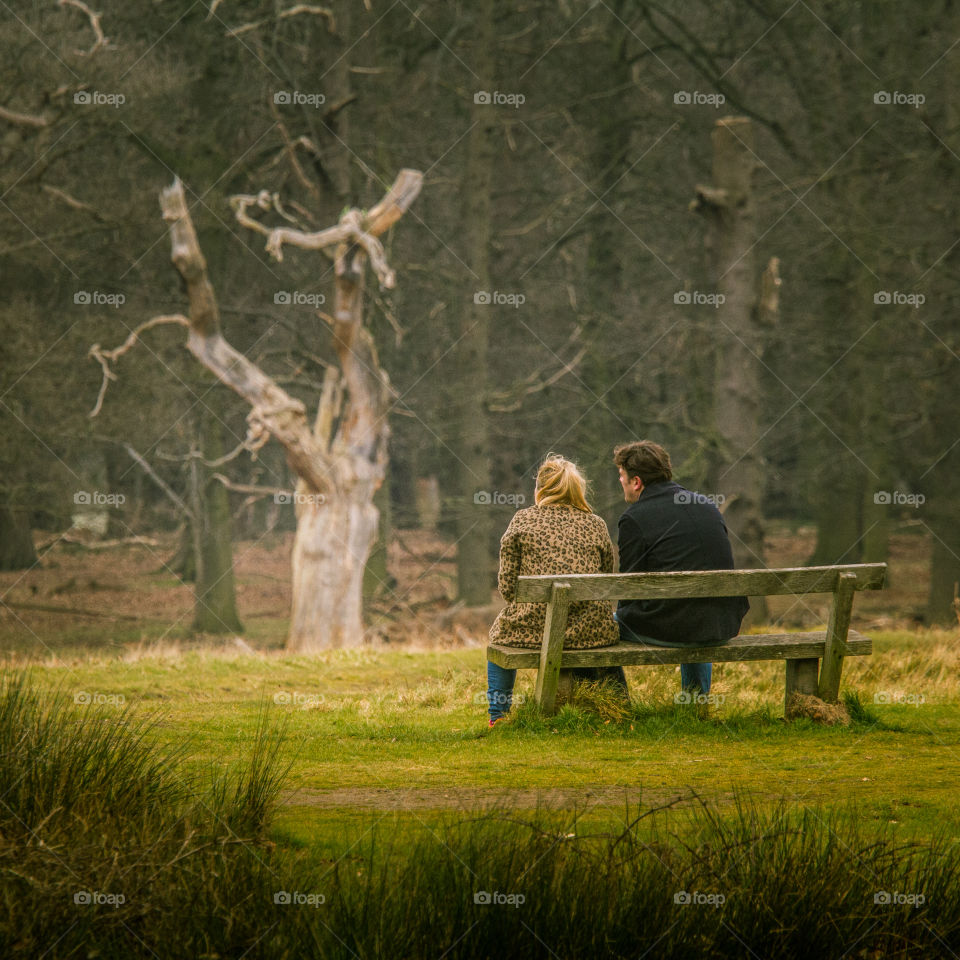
[280,785,734,811]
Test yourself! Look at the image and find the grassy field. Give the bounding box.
[3,532,959,955]
[15,628,960,849]
[6,662,957,958]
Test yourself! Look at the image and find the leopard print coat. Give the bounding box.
[489,504,619,649]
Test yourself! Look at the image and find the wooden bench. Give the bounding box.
[487,564,887,715]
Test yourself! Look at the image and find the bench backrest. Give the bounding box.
[514,563,886,602]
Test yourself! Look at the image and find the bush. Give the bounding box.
[0,671,291,957]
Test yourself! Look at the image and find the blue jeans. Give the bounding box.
[486,661,516,721]
[618,620,722,696]
[485,661,623,721]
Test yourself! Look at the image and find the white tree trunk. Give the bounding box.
[289,475,379,649]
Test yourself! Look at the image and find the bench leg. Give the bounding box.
[555,670,575,707]
[785,658,819,713]
[818,572,856,703]
[534,583,571,716]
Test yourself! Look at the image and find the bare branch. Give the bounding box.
[210,473,286,497]
[486,325,587,413]
[690,184,729,212]
[58,0,111,55]
[160,180,222,337]
[230,169,423,289]
[88,315,189,417]
[42,183,104,219]
[370,289,405,347]
[123,443,192,518]
[155,439,255,468]
[757,255,781,325]
[278,4,334,28]
[0,104,48,128]
[314,366,342,449]
[269,100,323,202]
[364,169,424,236]
[161,177,333,493]
[226,3,335,37]
[230,190,275,237]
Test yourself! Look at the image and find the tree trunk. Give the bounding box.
[927,517,960,626]
[859,441,890,565]
[806,248,871,567]
[167,522,196,581]
[454,0,496,606]
[415,475,440,531]
[696,116,769,622]
[192,400,243,634]
[363,469,394,598]
[925,15,960,626]
[289,471,379,648]
[573,17,632,475]
[0,504,37,570]
[807,445,864,565]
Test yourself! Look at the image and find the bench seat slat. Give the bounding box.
[513,564,886,602]
[487,630,872,669]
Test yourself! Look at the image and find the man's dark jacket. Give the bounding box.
[617,480,749,645]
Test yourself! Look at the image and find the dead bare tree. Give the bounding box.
[92,169,422,650]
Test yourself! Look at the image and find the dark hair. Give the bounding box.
[613,441,673,484]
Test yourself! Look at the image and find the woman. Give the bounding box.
[486,453,618,726]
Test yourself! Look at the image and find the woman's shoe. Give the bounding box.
[488,716,510,728]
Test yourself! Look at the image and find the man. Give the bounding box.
[613,440,749,698]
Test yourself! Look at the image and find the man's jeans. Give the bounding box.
[618,621,725,696]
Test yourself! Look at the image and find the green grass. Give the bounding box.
[4,665,959,958]
[16,630,960,845]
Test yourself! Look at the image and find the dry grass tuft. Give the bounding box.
[784,692,850,725]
